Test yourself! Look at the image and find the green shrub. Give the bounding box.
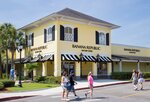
[45,76,61,84]
[34,76,61,84]
[111,72,132,80]
[0,82,4,90]
[143,72,150,78]
[0,80,15,87]
[35,76,46,82]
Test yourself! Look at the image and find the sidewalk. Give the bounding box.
[0,79,129,99]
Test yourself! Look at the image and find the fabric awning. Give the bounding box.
[15,58,25,64]
[82,55,96,62]
[41,54,54,62]
[97,56,112,62]
[30,57,40,63]
[112,55,150,62]
[23,56,32,63]
[62,54,79,61]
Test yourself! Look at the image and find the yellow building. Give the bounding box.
[112,44,150,73]
[15,8,150,79]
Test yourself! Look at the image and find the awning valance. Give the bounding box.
[62,54,79,61]
[41,54,54,62]
[15,58,25,64]
[97,56,112,62]
[82,55,96,62]
[23,56,32,63]
[112,55,150,62]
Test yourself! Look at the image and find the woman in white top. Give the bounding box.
[131,69,138,90]
[61,70,69,101]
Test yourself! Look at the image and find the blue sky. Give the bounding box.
[0,0,150,47]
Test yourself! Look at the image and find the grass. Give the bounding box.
[6,83,59,92]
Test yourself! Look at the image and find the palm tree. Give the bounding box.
[0,23,25,79]
[25,63,39,81]
[10,31,25,71]
[0,23,13,79]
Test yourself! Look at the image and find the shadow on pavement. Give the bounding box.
[0,96,36,102]
[69,96,108,101]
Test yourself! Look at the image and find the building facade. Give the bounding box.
[15,8,150,79]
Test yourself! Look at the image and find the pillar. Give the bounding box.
[75,62,81,80]
[119,60,122,72]
[33,69,37,76]
[137,61,140,71]
[92,63,97,79]
[42,62,47,76]
[23,64,27,77]
[54,20,61,77]
[107,63,112,78]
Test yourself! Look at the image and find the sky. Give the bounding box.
[0,0,150,47]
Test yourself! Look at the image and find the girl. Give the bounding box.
[85,71,94,98]
[131,69,138,90]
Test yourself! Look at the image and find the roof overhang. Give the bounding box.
[18,13,120,31]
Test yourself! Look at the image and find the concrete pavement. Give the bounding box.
[0,79,129,99]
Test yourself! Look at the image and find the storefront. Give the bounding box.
[15,8,118,79]
[15,8,150,80]
[112,44,150,72]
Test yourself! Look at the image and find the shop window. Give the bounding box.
[96,31,109,46]
[44,25,55,43]
[47,27,52,41]
[28,33,34,46]
[99,32,106,45]
[64,27,74,41]
[97,63,107,75]
[60,25,78,42]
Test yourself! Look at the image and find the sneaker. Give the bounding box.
[65,98,70,101]
[134,88,138,91]
[85,93,87,98]
[75,95,79,98]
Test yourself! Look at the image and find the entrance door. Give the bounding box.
[97,62,107,78]
[62,62,75,75]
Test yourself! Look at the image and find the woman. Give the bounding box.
[131,69,138,90]
[138,70,144,90]
[85,71,94,98]
[61,71,70,101]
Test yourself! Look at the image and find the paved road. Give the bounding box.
[8,82,150,102]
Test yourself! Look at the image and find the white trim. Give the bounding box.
[63,24,75,29]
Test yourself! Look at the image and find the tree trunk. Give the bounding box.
[0,53,2,79]
[11,49,15,69]
[6,49,9,79]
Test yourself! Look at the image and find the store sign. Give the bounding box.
[72,44,100,52]
[124,48,140,54]
[31,45,47,53]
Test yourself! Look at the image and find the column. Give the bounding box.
[54,20,61,77]
[75,62,81,80]
[119,60,122,72]
[33,69,37,76]
[107,63,112,78]
[23,64,27,76]
[137,60,140,71]
[92,62,97,79]
[42,62,47,76]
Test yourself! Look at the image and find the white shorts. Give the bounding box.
[138,78,145,83]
